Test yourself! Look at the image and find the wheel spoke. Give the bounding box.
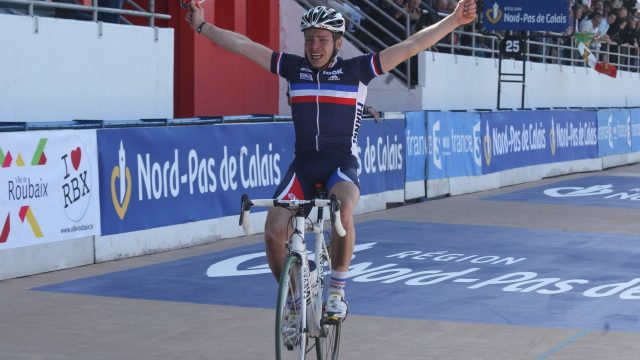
[276,255,307,360]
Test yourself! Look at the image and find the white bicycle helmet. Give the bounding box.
[300,6,345,35]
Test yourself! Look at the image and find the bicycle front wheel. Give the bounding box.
[275,254,307,360]
[316,318,341,360]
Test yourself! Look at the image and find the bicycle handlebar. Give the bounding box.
[239,194,347,237]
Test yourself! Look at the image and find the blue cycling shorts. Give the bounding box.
[272,150,360,201]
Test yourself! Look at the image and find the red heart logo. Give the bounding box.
[71,147,82,170]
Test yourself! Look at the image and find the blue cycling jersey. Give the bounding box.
[271,52,384,156]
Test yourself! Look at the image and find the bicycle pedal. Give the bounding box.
[322,315,343,324]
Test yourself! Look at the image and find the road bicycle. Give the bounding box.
[239,186,346,360]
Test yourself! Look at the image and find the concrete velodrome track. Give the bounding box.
[2,164,640,360]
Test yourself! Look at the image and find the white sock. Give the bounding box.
[329,270,348,297]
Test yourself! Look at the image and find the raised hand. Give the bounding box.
[454,0,477,26]
[184,0,205,31]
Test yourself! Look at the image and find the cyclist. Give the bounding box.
[185,0,477,320]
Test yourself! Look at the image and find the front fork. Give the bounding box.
[308,225,328,338]
[289,210,329,338]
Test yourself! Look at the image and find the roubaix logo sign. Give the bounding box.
[1,131,100,248]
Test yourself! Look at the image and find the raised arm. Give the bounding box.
[184,0,273,72]
[379,0,477,73]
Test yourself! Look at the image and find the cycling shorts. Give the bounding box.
[272,150,360,201]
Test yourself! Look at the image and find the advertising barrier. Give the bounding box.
[481,111,598,174]
[0,130,101,249]
[357,119,405,196]
[629,109,640,153]
[98,123,295,235]
[98,119,405,235]
[549,111,599,162]
[427,112,482,179]
[597,109,632,157]
[405,112,427,183]
[3,108,640,279]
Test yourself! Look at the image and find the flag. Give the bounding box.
[594,61,618,78]
[575,33,617,78]
[574,32,594,45]
[577,42,597,68]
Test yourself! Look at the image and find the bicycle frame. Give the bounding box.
[240,194,345,359]
[288,206,331,338]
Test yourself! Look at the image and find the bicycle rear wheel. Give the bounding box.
[315,318,341,360]
[275,254,307,360]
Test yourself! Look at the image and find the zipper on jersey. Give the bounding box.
[315,71,320,151]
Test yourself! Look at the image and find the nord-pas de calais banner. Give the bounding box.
[631,109,640,153]
[550,110,599,161]
[597,109,632,157]
[356,119,404,195]
[483,0,570,32]
[481,110,598,174]
[404,111,427,183]
[98,123,294,235]
[0,130,100,249]
[427,112,482,179]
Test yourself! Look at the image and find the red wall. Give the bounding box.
[169,0,280,118]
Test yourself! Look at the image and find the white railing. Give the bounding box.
[0,0,170,26]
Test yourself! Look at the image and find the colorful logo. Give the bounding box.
[483,122,492,166]
[111,141,132,220]
[432,120,442,170]
[0,138,47,168]
[550,117,557,157]
[0,214,9,244]
[0,149,12,168]
[472,122,482,168]
[31,138,48,166]
[485,1,503,25]
[18,205,43,238]
[60,137,93,222]
[2,138,49,244]
[608,115,614,149]
[626,115,632,148]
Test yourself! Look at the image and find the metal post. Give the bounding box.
[497,53,502,109]
[471,22,476,58]
[571,37,575,66]
[525,32,530,63]
[406,13,411,87]
[150,0,155,27]
[521,57,526,109]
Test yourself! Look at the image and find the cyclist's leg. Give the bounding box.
[325,162,359,319]
[327,180,359,275]
[265,164,310,281]
[265,207,293,280]
[325,158,360,275]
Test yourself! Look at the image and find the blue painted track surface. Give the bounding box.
[485,175,640,209]
[37,218,640,331]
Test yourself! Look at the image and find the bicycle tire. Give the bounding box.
[275,254,307,360]
[316,318,341,360]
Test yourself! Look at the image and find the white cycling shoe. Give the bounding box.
[324,293,348,321]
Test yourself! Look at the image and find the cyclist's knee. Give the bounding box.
[341,214,354,232]
[330,187,357,232]
[265,208,289,244]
